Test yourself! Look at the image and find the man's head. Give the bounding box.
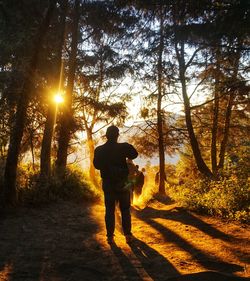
[106,125,119,141]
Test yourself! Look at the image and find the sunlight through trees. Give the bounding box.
[0,0,249,221]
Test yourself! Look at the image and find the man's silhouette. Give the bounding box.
[93,125,138,243]
[134,166,145,198]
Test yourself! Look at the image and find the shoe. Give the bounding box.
[107,236,114,244]
[125,234,134,244]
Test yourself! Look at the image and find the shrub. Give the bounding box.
[168,175,250,223]
[16,163,101,205]
[49,166,101,202]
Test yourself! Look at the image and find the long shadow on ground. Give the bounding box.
[0,207,45,281]
[0,203,122,281]
[133,198,247,279]
[1,200,248,281]
[136,206,242,243]
[144,195,238,242]
[166,271,250,281]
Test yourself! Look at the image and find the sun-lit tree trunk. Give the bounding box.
[211,87,219,174]
[218,43,241,170]
[56,0,80,175]
[211,50,220,175]
[1,0,56,205]
[176,40,213,178]
[218,93,235,169]
[29,129,35,170]
[40,105,57,179]
[157,11,165,195]
[40,0,67,180]
[82,102,99,182]
[86,127,96,181]
[81,49,105,182]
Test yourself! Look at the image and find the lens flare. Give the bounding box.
[54,92,64,104]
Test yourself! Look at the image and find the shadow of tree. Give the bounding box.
[0,207,45,280]
[134,206,245,276]
[0,200,248,281]
[152,194,175,205]
[166,271,250,281]
[134,205,235,242]
[0,203,109,281]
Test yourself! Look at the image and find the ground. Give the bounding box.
[0,196,249,281]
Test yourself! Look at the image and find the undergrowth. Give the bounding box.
[167,146,250,223]
[168,173,250,224]
[16,163,102,206]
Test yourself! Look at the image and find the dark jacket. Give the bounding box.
[93,141,138,181]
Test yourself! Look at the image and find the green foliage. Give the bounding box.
[168,145,250,222]
[169,156,250,223]
[16,164,101,205]
[50,166,102,203]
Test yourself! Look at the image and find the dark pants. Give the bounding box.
[103,188,131,237]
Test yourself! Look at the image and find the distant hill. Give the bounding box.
[120,117,181,168]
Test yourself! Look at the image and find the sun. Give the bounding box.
[54,92,64,104]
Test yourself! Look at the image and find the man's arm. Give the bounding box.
[125,143,138,160]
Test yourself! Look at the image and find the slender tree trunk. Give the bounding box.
[211,51,220,175]
[218,93,235,169]
[218,45,240,170]
[1,1,56,205]
[40,105,57,179]
[86,128,96,182]
[56,0,80,174]
[157,12,165,195]
[211,89,219,174]
[40,0,67,180]
[84,55,103,183]
[176,40,213,178]
[30,130,35,170]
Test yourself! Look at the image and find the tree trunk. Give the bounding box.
[40,0,67,180]
[86,128,96,182]
[157,12,165,195]
[30,130,35,170]
[218,92,235,169]
[56,0,80,174]
[40,105,57,179]
[176,40,213,178]
[218,44,240,170]
[211,51,220,175]
[1,0,56,205]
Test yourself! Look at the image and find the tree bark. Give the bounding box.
[86,128,96,181]
[176,40,213,178]
[29,129,35,170]
[40,105,57,179]
[1,0,56,205]
[84,54,104,182]
[218,44,241,170]
[157,10,165,195]
[211,50,220,175]
[218,93,235,169]
[40,0,67,180]
[56,0,80,174]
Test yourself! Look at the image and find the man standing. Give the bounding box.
[93,125,138,244]
[134,165,145,198]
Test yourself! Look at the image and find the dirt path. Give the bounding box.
[0,198,249,281]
